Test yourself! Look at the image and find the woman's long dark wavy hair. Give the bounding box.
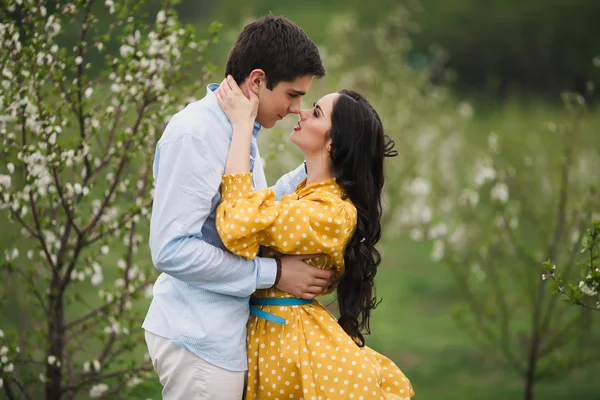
[329,89,398,346]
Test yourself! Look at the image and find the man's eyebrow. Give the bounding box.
[288,89,306,96]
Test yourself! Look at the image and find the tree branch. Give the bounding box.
[64,279,152,331]
[61,365,152,395]
[51,167,81,236]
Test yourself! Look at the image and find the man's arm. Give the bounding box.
[149,133,276,297]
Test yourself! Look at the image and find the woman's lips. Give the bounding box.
[293,122,301,131]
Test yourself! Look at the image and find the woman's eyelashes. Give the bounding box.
[312,102,319,118]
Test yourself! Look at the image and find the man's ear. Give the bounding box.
[247,69,266,94]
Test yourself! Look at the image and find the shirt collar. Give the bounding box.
[206,83,261,139]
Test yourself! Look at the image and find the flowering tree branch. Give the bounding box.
[0,0,221,397]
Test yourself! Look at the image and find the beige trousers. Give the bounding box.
[145,330,246,400]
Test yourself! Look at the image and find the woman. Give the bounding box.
[215,75,414,399]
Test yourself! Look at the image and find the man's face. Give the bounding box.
[255,75,314,129]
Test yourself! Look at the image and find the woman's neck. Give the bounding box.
[304,152,335,185]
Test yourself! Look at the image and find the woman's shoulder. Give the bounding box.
[298,179,357,219]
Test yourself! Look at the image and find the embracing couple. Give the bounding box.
[142,14,415,400]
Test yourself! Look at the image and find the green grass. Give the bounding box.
[366,236,600,400]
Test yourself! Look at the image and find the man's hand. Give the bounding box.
[275,255,335,299]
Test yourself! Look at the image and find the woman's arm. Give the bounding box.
[214,75,258,175]
[216,173,356,263]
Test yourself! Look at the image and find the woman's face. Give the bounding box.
[290,93,339,156]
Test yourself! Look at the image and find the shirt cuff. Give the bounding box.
[255,257,277,289]
[222,173,253,201]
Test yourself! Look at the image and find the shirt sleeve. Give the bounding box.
[149,134,276,296]
[270,162,307,200]
[215,173,355,268]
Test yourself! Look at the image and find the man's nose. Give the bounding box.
[288,98,302,114]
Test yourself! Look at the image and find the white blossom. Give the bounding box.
[47,355,56,365]
[85,87,93,98]
[120,44,133,58]
[93,359,101,372]
[111,83,123,93]
[44,15,61,39]
[409,228,424,241]
[0,175,10,189]
[409,177,431,196]
[3,363,14,373]
[127,377,143,387]
[144,284,154,299]
[5,248,18,262]
[429,223,448,239]
[431,240,445,262]
[91,263,104,286]
[75,56,83,65]
[488,132,498,152]
[491,182,509,203]
[458,102,473,119]
[474,164,496,187]
[89,383,109,398]
[579,281,598,297]
[105,0,115,14]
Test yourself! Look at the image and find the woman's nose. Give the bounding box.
[298,109,310,120]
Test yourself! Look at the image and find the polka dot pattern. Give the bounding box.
[217,173,414,398]
[217,173,356,281]
[245,300,414,399]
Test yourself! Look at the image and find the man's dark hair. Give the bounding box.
[225,15,325,89]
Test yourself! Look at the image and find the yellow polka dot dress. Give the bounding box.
[216,173,415,400]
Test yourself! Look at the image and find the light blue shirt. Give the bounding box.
[142,84,307,371]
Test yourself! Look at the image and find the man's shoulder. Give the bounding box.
[159,97,226,145]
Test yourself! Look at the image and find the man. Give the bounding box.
[142,15,333,399]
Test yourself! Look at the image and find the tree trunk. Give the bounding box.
[45,276,65,400]
[524,370,535,400]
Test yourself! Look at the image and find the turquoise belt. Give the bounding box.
[249,297,313,325]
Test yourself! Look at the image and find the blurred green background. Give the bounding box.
[2,0,600,399]
[171,0,600,99]
[146,1,600,398]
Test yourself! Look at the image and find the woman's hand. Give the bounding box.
[215,75,259,131]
